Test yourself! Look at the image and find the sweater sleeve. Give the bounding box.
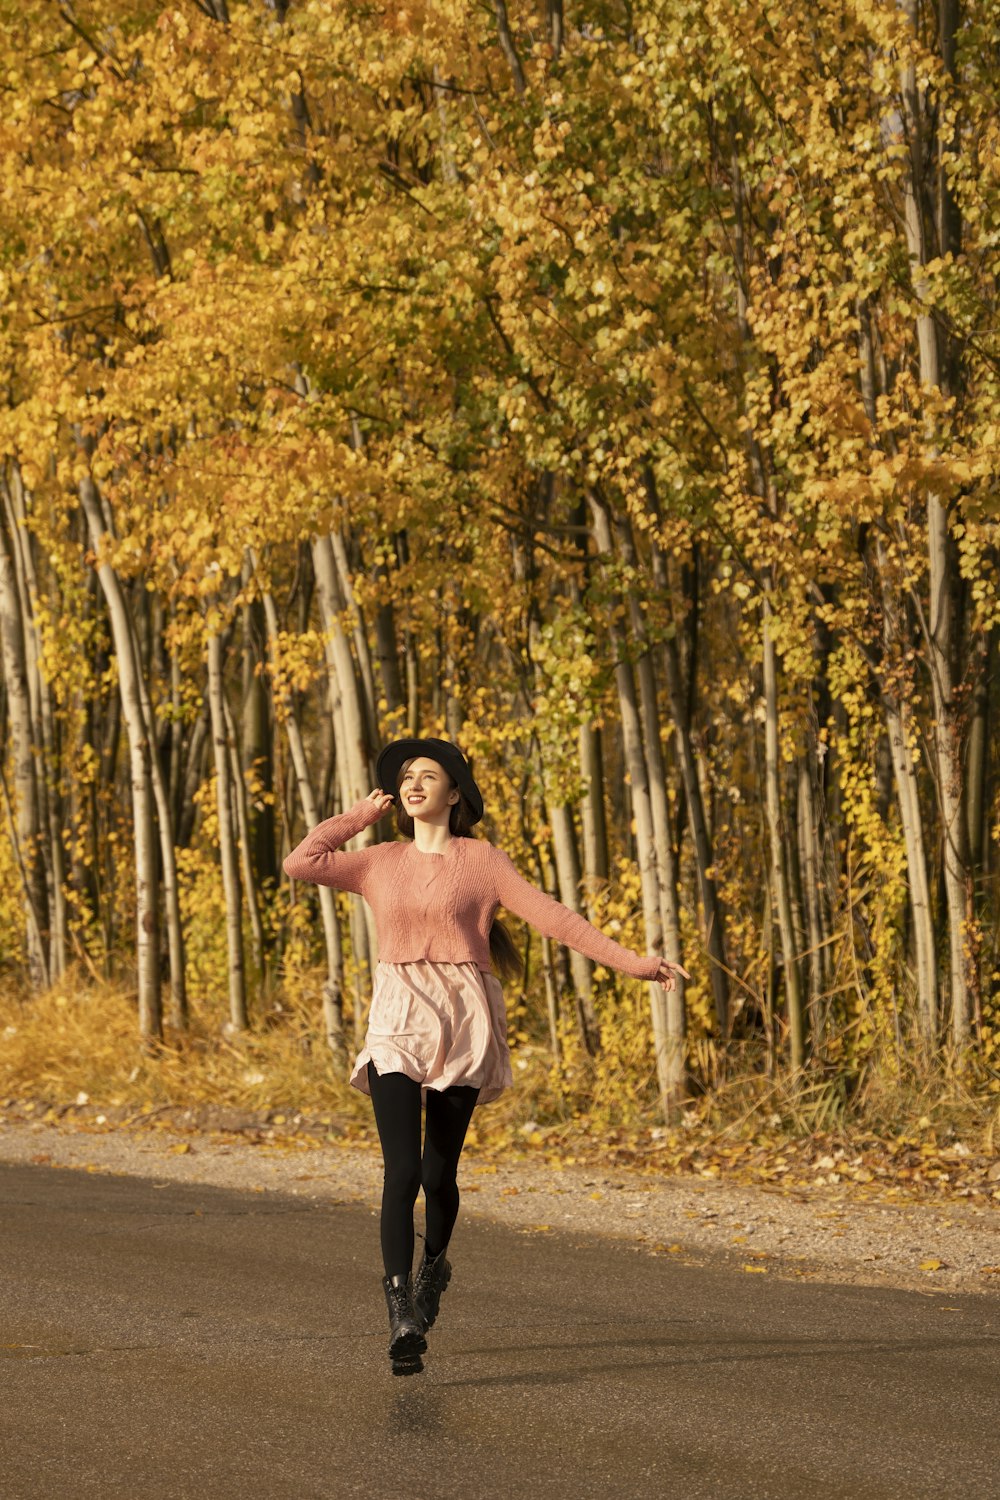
[489,847,662,981]
[282,799,384,894]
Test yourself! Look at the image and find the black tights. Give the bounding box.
[367,1061,479,1280]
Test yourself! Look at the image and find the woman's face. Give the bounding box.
[398,758,459,824]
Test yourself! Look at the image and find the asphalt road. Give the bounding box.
[2,1161,998,1500]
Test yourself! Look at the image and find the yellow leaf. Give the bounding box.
[743,1264,768,1274]
[919,1257,943,1271]
[170,1142,192,1155]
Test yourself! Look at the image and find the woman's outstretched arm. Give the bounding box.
[282,794,386,893]
[489,846,688,985]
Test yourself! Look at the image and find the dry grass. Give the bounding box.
[2,970,997,1185]
[0,971,369,1124]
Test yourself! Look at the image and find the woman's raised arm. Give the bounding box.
[283,794,387,893]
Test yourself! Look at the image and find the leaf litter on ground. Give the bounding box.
[2,1092,999,1215]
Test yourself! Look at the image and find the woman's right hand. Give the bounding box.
[365,788,395,817]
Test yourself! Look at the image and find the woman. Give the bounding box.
[283,736,689,1376]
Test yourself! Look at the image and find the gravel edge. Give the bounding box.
[2,1116,999,1297]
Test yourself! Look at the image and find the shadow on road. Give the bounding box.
[441,1327,1000,1387]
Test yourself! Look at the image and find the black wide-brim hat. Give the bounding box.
[376,737,484,824]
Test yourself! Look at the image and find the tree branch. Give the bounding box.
[492,0,527,96]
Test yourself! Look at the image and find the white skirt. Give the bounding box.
[349,959,513,1105]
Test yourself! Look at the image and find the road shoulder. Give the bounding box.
[1,1113,998,1297]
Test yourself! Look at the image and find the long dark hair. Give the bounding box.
[393,757,523,983]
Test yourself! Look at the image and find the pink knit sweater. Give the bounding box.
[283,798,662,982]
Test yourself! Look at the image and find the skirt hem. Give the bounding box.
[349,959,513,1107]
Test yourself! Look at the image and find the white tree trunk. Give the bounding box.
[762,598,804,1070]
[128,599,187,1027]
[577,718,608,918]
[0,511,47,987]
[330,524,379,752]
[884,696,938,1038]
[80,477,161,1041]
[796,748,825,1038]
[313,535,373,800]
[2,464,66,977]
[312,533,380,970]
[223,693,266,977]
[207,629,248,1031]
[617,517,687,1062]
[548,787,597,1049]
[900,6,973,1044]
[253,554,347,1067]
[588,493,681,1118]
[859,308,940,1041]
[648,538,730,1032]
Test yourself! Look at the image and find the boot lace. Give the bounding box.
[388,1282,411,1317]
[414,1252,443,1299]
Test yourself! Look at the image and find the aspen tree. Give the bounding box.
[899,0,976,1045]
[206,625,248,1032]
[79,478,161,1042]
[0,509,47,987]
[252,552,348,1068]
[588,490,685,1117]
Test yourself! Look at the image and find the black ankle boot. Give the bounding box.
[413,1247,452,1331]
[382,1273,427,1366]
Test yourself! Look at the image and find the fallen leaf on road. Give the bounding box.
[919,1258,943,1271]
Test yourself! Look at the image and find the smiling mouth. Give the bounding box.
[407,796,426,804]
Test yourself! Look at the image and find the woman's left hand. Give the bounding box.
[653,958,691,991]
